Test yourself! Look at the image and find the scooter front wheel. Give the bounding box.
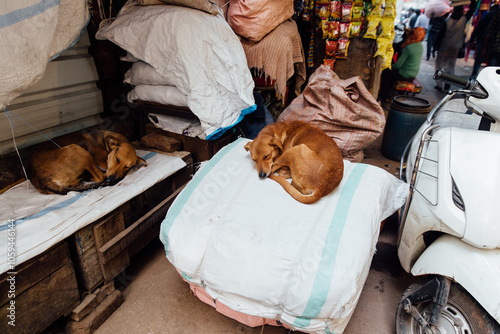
[395,278,500,334]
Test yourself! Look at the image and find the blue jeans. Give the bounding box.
[427,32,438,60]
[472,42,484,77]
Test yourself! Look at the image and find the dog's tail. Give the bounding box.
[268,175,322,205]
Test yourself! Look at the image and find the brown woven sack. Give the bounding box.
[278,65,385,162]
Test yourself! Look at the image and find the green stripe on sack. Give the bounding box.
[293,164,368,328]
[160,138,245,254]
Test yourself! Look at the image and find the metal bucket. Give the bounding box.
[381,96,431,161]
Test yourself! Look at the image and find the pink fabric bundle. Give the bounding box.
[278,65,386,162]
[227,0,294,42]
[425,0,452,18]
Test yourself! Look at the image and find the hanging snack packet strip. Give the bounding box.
[351,2,364,21]
[323,58,336,70]
[337,37,350,59]
[349,21,362,37]
[325,39,339,57]
[342,2,353,22]
[330,0,342,20]
[329,20,340,39]
[340,21,351,38]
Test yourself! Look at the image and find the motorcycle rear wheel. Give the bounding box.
[396,278,500,334]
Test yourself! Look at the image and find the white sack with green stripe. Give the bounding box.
[160,138,408,334]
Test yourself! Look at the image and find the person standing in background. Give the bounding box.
[434,0,477,90]
[426,13,448,60]
[482,5,500,67]
[408,8,419,28]
[469,5,498,76]
[415,9,430,30]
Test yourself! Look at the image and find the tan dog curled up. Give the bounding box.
[27,130,147,195]
[244,121,344,204]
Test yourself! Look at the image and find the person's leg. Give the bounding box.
[426,33,435,60]
[379,69,400,101]
[471,42,483,77]
[379,69,392,100]
[442,55,458,90]
[435,52,444,90]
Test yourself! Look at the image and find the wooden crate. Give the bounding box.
[134,102,238,163]
[69,209,129,291]
[68,151,193,292]
[0,242,79,334]
[145,123,237,163]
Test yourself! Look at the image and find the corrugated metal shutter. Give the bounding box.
[0,30,103,155]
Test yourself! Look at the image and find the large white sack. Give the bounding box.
[160,138,408,333]
[127,85,188,107]
[123,61,176,86]
[0,0,89,110]
[96,2,256,139]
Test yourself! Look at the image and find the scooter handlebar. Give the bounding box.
[433,70,472,89]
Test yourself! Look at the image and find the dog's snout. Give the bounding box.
[108,175,117,183]
[258,172,267,179]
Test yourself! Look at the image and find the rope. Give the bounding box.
[4,109,30,188]
[5,109,61,148]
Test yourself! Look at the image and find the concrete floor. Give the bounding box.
[94,56,477,334]
[48,55,478,334]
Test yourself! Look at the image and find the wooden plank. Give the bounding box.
[0,242,71,306]
[0,262,79,334]
[66,290,123,334]
[70,294,98,322]
[69,225,104,292]
[93,211,130,282]
[98,184,186,264]
[69,282,115,321]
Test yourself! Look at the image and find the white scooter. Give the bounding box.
[395,67,500,334]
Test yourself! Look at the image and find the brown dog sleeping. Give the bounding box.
[244,121,344,204]
[27,130,147,194]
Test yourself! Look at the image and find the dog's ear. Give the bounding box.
[244,141,252,152]
[105,137,120,152]
[269,137,283,151]
[136,157,147,167]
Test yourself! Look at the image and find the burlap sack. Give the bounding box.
[278,65,385,162]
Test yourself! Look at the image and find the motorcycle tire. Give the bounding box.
[395,278,500,334]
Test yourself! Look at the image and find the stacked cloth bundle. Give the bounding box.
[278,65,386,162]
[96,0,256,140]
[227,0,306,100]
